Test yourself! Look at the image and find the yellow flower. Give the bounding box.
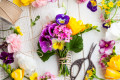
[103,5,110,9]
[52,39,65,50]
[105,67,120,79]
[30,72,38,80]
[98,5,103,10]
[101,0,105,5]
[105,10,110,14]
[87,68,94,77]
[108,1,114,7]
[67,17,86,35]
[90,0,97,6]
[85,76,88,80]
[11,69,24,80]
[15,26,23,36]
[107,55,120,71]
[13,0,34,7]
[117,1,120,7]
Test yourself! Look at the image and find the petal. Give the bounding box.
[99,40,106,48]
[99,48,105,54]
[104,48,113,55]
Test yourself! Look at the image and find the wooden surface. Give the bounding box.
[1,0,119,80]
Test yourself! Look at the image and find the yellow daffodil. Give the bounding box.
[52,39,65,50]
[105,10,110,14]
[15,26,23,36]
[108,1,114,8]
[13,0,34,7]
[117,1,120,7]
[67,17,86,35]
[30,72,38,80]
[11,69,24,80]
[107,55,120,71]
[105,67,120,79]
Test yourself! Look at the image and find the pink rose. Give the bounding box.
[6,34,21,53]
[32,0,48,8]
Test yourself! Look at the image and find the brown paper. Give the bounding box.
[0,0,22,25]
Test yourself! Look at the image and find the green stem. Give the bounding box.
[24,76,30,80]
[95,75,105,80]
[0,29,11,31]
[111,7,118,19]
[2,76,9,80]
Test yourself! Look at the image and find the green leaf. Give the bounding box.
[66,35,83,53]
[37,43,55,62]
[31,15,40,27]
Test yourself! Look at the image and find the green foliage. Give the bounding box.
[37,43,55,62]
[66,35,83,53]
[31,15,40,27]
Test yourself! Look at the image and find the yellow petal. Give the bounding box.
[105,67,120,79]
[13,0,23,7]
[11,69,24,80]
[30,72,38,80]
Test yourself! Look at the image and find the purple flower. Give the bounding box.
[41,27,49,36]
[39,35,52,53]
[99,40,115,55]
[0,52,14,64]
[56,14,70,25]
[48,23,57,37]
[103,23,110,29]
[87,0,97,12]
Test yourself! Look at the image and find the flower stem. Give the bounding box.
[111,7,118,19]
[95,75,105,80]
[0,29,11,31]
[24,76,30,80]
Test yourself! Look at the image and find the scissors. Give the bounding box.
[70,43,97,80]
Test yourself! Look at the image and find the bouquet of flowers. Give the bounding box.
[37,12,100,76]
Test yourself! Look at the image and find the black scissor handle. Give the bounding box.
[70,58,86,80]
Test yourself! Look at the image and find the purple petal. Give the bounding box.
[87,1,97,12]
[48,23,57,37]
[0,52,8,60]
[40,41,52,53]
[56,14,70,25]
[104,48,113,55]
[41,28,49,36]
[99,40,106,48]
[110,40,115,46]
[103,23,110,29]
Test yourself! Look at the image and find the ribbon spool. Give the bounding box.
[0,0,22,25]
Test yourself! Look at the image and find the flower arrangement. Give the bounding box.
[98,40,120,79]
[37,10,100,76]
[13,0,57,7]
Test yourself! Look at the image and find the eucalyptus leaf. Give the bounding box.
[66,35,83,53]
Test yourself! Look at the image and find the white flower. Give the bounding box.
[15,53,37,76]
[105,22,120,41]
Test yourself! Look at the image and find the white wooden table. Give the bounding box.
[1,0,120,80]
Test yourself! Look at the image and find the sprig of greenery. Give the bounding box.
[31,15,40,27]
[0,64,14,80]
